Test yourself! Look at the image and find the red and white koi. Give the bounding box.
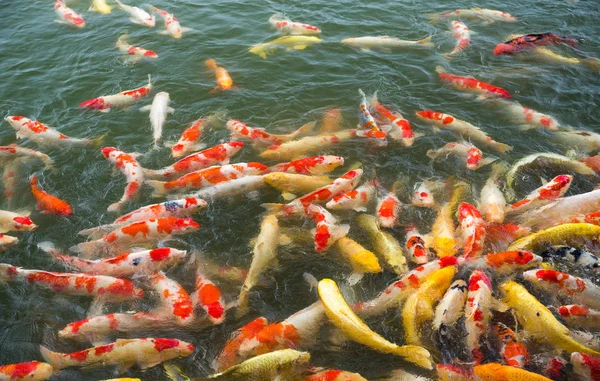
[79,75,152,112]
[571,352,600,381]
[457,203,486,260]
[0,144,53,168]
[508,175,573,214]
[494,33,578,56]
[357,89,387,142]
[494,323,529,368]
[524,269,600,309]
[416,110,512,154]
[30,175,73,216]
[226,119,314,146]
[148,5,186,39]
[432,280,468,331]
[266,155,344,175]
[114,0,155,27]
[306,204,350,252]
[429,8,517,23]
[0,235,18,252]
[0,264,144,301]
[191,269,225,325]
[480,251,542,275]
[215,317,269,371]
[465,270,493,364]
[502,101,560,131]
[368,92,416,146]
[71,217,200,257]
[140,92,173,148]
[171,119,206,158]
[376,190,401,228]
[436,66,511,99]
[146,162,267,197]
[325,181,374,212]
[40,338,193,371]
[101,147,144,213]
[149,271,194,325]
[0,361,53,381]
[427,142,495,171]
[411,181,436,208]
[0,210,36,233]
[405,226,429,264]
[4,116,102,147]
[557,304,600,330]
[269,13,321,35]
[116,33,158,63]
[445,21,470,57]
[544,357,567,381]
[479,166,506,223]
[54,0,85,28]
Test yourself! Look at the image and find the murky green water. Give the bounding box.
[1,0,599,379]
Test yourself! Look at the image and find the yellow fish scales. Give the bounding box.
[475,363,552,381]
[508,223,600,252]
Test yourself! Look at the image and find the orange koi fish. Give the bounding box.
[79,75,152,112]
[357,89,387,142]
[101,147,144,212]
[571,352,600,381]
[150,271,194,325]
[326,181,375,212]
[495,323,529,368]
[556,305,600,329]
[436,363,475,381]
[304,369,366,381]
[30,175,72,216]
[266,155,344,175]
[376,189,401,228]
[0,361,53,381]
[171,118,206,158]
[494,33,578,55]
[205,59,235,93]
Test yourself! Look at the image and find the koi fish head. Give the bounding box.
[571,352,599,376]
[101,147,118,158]
[321,155,345,170]
[12,216,37,231]
[468,270,492,291]
[457,202,482,221]
[4,116,27,130]
[1,362,53,380]
[493,43,517,55]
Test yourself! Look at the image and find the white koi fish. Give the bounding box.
[187,175,267,201]
[411,181,437,208]
[148,5,188,38]
[326,181,375,212]
[507,175,572,215]
[116,33,158,63]
[269,13,321,35]
[554,130,600,154]
[429,8,517,23]
[427,142,495,171]
[524,269,600,310]
[114,0,155,27]
[140,91,173,148]
[342,36,433,52]
[445,21,470,57]
[432,280,468,331]
[101,147,144,212]
[376,191,401,228]
[4,116,102,147]
[80,75,152,112]
[54,0,85,28]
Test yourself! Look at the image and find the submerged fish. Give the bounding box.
[0,361,53,381]
[141,91,173,148]
[148,5,186,38]
[494,33,578,55]
[116,33,158,63]
[356,213,408,275]
[205,59,235,93]
[445,21,470,57]
[89,0,111,14]
[436,66,511,99]
[207,349,310,380]
[54,0,85,28]
[101,147,144,213]
[249,36,322,59]
[114,0,155,27]
[428,8,517,23]
[269,13,321,35]
[30,175,72,216]
[342,36,434,51]
[80,75,152,112]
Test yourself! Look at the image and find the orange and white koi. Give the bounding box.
[436,66,511,99]
[305,369,366,381]
[416,110,512,154]
[427,142,495,171]
[480,251,542,274]
[80,75,152,112]
[436,364,475,381]
[465,270,492,364]
[260,129,356,161]
[326,181,375,212]
[30,175,72,216]
[214,317,269,371]
[306,204,350,252]
[266,155,344,175]
[524,269,600,309]
[4,116,102,147]
[376,190,401,228]
[145,141,244,179]
[101,147,144,212]
[571,352,600,381]
[205,59,235,93]
[149,271,194,325]
[432,280,468,331]
[171,119,206,158]
[0,264,144,301]
[367,93,416,146]
[226,119,314,146]
[480,166,506,223]
[405,226,429,264]
[411,181,437,208]
[357,89,387,142]
[0,210,36,233]
[71,217,200,257]
[148,5,185,38]
[269,13,321,35]
[54,0,85,28]
[40,338,193,371]
[556,305,600,330]
[147,162,267,197]
[458,203,486,260]
[116,33,158,63]
[191,269,225,325]
[494,323,529,368]
[502,101,560,131]
[0,235,18,252]
[140,91,173,148]
[508,175,572,214]
[114,0,155,27]
[429,8,516,23]
[0,144,53,168]
[445,21,470,57]
[0,361,53,381]
[320,108,344,133]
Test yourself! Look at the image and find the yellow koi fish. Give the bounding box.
[249,36,322,59]
[508,223,600,252]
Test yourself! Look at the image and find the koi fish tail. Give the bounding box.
[141,168,164,180]
[204,58,218,70]
[248,44,270,59]
[107,201,124,213]
[425,13,443,23]
[69,240,105,259]
[0,264,17,282]
[261,203,285,215]
[435,65,446,74]
[288,121,316,139]
[358,88,366,98]
[366,90,380,108]
[417,36,434,48]
[331,223,350,242]
[581,57,600,71]
[494,142,513,155]
[146,180,168,197]
[87,135,105,147]
[426,149,438,160]
[40,346,67,370]
[235,287,250,319]
[394,345,433,369]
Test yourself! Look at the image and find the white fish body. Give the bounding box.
[341,36,434,51]
[432,280,468,331]
[114,0,155,27]
[141,92,173,148]
[54,0,85,28]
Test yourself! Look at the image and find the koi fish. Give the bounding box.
[89,0,111,14]
[480,165,506,223]
[145,141,244,179]
[149,271,194,324]
[556,305,600,330]
[554,130,600,154]
[146,162,267,197]
[171,119,207,158]
[148,5,185,38]
[543,357,567,381]
[114,0,155,27]
[500,101,560,131]
[494,323,529,368]
[531,47,600,71]
[457,203,486,259]
[335,238,382,283]
[1,161,18,204]
[508,223,600,252]
[264,173,331,200]
[4,116,102,147]
[208,349,310,380]
[416,111,512,154]
[71,218,200,257]
[571,352,600,381]
[508,175,572,214]
[368,92,416,146]
[427,142,495,171]
[306,204,349,252]
[0,361,53,381]
[0,210,36,233]
[318,278,433,369]
[376,190,401,228]
[428,8,517,23]
[214,317,269,370]
[326,181,375,212]
[249,36,322,59]
[411,181,438,208]
[260,129,356,161]
[474,363,552,381]
[436,66,511,99]
[116,33,158,63]
[481,251,541,274]
[30,175,72,216]
[320,108,344,133]
[80,75,152,112]
[432,280,468,331]
[54,0,85,28]
[357,89,387,141]
[355,213,408,275]
[0,235,18,252]
[524,269,600,309]
[226,119,314,146]
[445,21,470,57]
[0,264,144,301]
[40,338,193,371]
[0,144,53,168]
[405,226,429,264]
[436,364,476,381]
[430,203,458,258]
[540,246,599,272]
[268,13,320,35]
[266,155,344,175]
[465,270,493,364]
[205,59,235,93]
[100,147,143,212]
[191,269,225,325]
[187,175,266,200]
[494,33,578,55]
[140,91,173,148]
[342,36,433,52]
[305,370,367,381]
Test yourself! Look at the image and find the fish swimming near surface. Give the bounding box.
[89,0,111,14]
[428,8,517,23]
[148,5,190,38]
[4,116,102,147]
[30,175,73,216]
[427,142,496,171]
[140,91,173,148]
[0,361,53,381]
[341,36,434,52]
[101,147,144,213]
[116,33,158,63]
[269,13,320,35]
[114,0,155,27]
[205,59,235,93]
[494,33,578,55]
[445,21,470,57]
[0,210,36,233]
[54,0,85,28]
[0,234,18,252]
[436,66,511,99]
[249,36,322,59]
[80,75,152,112]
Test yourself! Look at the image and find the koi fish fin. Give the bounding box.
[146,180,168,197]
[358,88,366,98]
[164,362,191,381]
[139,105,152,112]
[494,142,513,155]
[107,201,124,213]
[69,240,104,259]
[88,135,105,147]
[417,36,434,48]
[208,87,220,95]
[347,272,365,286]
[425,13,443,23]
[78,224,119,238]
[352,206,368,212]
[281,192,297,201]
[39,346,69,370]
[37,241,60,255]
[114,362,136,374]
[477,157,497,169]
[88,297,106,318]
[167,107,175,113]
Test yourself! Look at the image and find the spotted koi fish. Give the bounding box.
[0,361,53,381]
[481,251,541,274]
[114,0,155,27]
[432,280,468,331]
[524,269,600,309]
[376,190,401,228]
[266,155,344,175]
[30,175,72,216]
[205,59,234,93]
[71,217,200,257]
[508,175,572,214]
[367,92,416,146]
[0,144,53,168]
[269,13,321,35]
[214,317,269,370]
[305,369,366,381]
[494,33,578,55]
[465,270,492,364]
[357,89,387,141]
[429,8,516,23]
[147,162,267,197]
[149,271,194,325]
[571,352,600,381]
[405,226,429,264]
[416,111,512,154]
[171,119,206,158]
[436,66,511,98]
[494,323,529,368]
[79,75,152,112]
[260,130,356,161]
[326,181,375,212]
[191,269,226,325]
[556,304,600,330]
[226,119,314,146]
[116,33,158,63]
[540,246,597,271]
[427,142,495,171]
[0,210,36,233]
[445,21,470,57]
[0,264,144,301]
[54,0,85,28]
[306,204,350,252]
[458,203,486,260]
[4,116,102,147]
[0,234,18,252]
[148,5,185,38]
[502,101,560,131]
[100,147,144,212]
[40,338,194,371]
